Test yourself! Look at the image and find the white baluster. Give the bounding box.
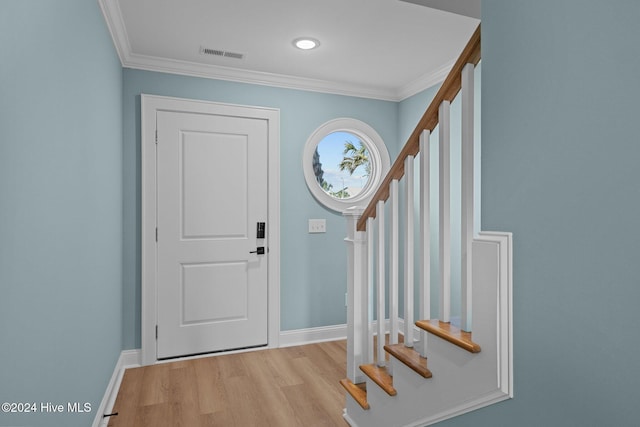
[404,155,415,347]
[439,100,451,324]
[344,207,366,383]
[461,63,474,332]
[418,130,431,357]
[376,200,386,366]
[389,180,399,348]
[366,217,375,365]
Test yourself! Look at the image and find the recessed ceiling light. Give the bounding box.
[293,37,320,50]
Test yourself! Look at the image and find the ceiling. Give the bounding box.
[99,0,480,101]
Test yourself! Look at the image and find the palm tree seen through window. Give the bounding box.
[314,131,370,199]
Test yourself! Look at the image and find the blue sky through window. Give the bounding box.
[316,131,370,198]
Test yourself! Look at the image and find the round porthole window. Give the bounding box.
[303,118,390,212]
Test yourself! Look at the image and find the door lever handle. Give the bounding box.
[250,247,265,255]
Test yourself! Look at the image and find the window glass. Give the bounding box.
[314,131,371,199]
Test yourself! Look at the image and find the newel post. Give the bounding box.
[344,206,367,384]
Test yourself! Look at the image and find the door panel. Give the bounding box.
[181,132,248,239]
[156,111,268,359]
[181,262,248,323]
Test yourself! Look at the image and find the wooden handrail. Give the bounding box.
[357,24,481,232]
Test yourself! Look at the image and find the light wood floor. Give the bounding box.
[107,340,349,427]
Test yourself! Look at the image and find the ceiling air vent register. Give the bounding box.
[199,47,244,60]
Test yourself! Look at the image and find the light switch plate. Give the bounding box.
[308,219,326,233]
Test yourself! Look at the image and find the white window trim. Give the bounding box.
[302,118,390,213]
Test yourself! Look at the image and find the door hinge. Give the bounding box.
[155,325,158,340]
[155,129,158,143]
[155,227,158,242]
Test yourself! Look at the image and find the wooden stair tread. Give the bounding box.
[339,378,369,409]
[415,319,481,353]
[384,344,432,378]
[360,364,396,396]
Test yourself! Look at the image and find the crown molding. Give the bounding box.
[396,60,453,101]
[123,52,402,101]
[98,0,131,65]
[99,0,443,102]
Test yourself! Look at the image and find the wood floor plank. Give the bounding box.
[281,383,341,426]
[259,348,304,387]
[214,351,249,379]
[133,403,171,427]
[318,340,347,366]
[289,355,346,422]
[139,363,170,406]
[199,410,235,426]
[223,374,265,426]
[236,351,300,426]
[279,343,309,359]
[192,357,227,415]
[297,342,347,382]
[167,366,201,427]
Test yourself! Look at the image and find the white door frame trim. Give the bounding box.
[141,94,281,365]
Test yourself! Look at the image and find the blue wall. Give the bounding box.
[121,70,399,348]
[0,1,123,427]
[437,1,640,426]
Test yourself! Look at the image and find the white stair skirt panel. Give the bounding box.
[343,232,513,427]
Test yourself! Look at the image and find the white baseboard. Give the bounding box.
[343,408,359,426]
[92,349,141,427]
[119,349,142,368]
[279,324,347,347]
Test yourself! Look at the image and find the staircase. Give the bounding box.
[341,25,513,427]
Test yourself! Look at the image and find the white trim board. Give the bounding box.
[279,324,347,347]
[141,94,281,366]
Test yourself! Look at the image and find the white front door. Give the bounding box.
[155,109,269,359]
